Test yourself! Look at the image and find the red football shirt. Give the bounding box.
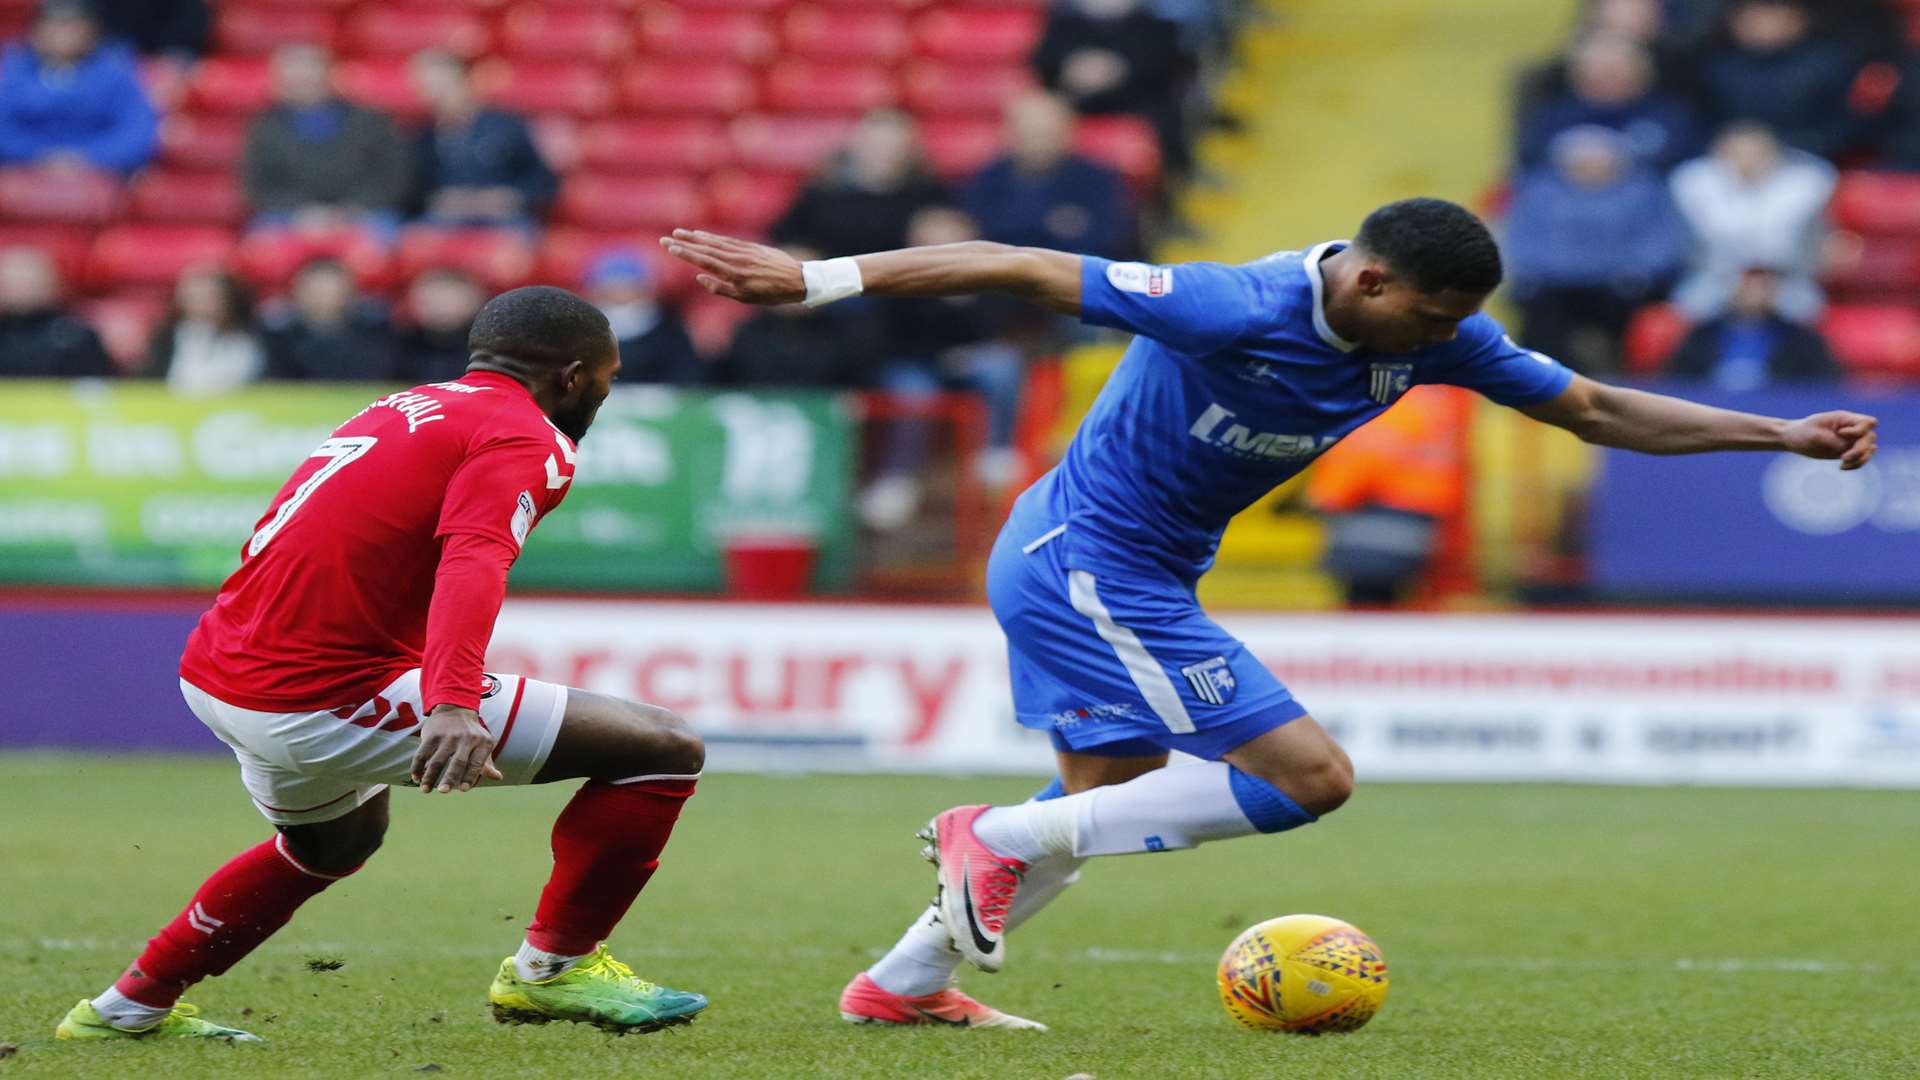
[180,371,577,714]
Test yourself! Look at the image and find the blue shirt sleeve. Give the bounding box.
[1079,256,1263,356]
[1423,315,1574,407]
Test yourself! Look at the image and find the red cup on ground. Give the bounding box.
[721,531,817,599]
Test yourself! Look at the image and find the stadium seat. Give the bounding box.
[233,225,394,292]
[919,117,1003,180]
[1821,304,1920,378]
[1075,115,1162,193]
[1829,171,1920,237]
[185,57,276,115]
[138,58,191,113]
[0,224,94,284]
[0,167,122,226]
[782,7,910,62]
[126,170,245,226]
[1823,234,1920,300]
[900,60,1035,117]
[577,119,730,173]
[761,61,898,115]
[704,169,800,233]
[86,225,237,291]
[239,0,358,8]
[728,114,856,173]
[339,6,493,60]
[215,5,339,54]
[911,8,1043,63]
[635,7,777,62]
[158,114,250,170]
[394,226,537,290]
[80,293,167,370]
[499,3,632,60]
[335,58,427,120]
[1621,303,1689,376]
[556,173,707,231]
[538,227,701,299]
[618,60,758,116]
[668,0,786,9]
[472,59,614,118]
[683,292,753,355]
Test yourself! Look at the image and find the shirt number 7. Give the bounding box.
[247,436,379,557]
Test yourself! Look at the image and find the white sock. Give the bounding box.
[91,987,171,1030]
[515,940,589,982]
[866,854,1090,997]
[979,763,1262,859]
[974,799,1078,864]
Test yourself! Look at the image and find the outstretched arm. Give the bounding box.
[1522,373,1878,470]
[660,229,1084,313]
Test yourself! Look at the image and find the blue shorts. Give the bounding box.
[987,520,1306,762]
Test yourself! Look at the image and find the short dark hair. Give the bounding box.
[1353,197,1503,295]
[468,285,611,369]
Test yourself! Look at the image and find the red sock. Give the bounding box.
[115,834,357,1008]
[525,778,697,956]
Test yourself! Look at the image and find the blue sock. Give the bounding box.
[1030,776,1067,802]
[1227,767,1318,833]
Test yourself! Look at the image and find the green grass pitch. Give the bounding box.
[1,753,1916,1079]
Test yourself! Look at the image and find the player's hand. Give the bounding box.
[659,229,807,305]
[411,705,503,794]
[1783,411,1879,470]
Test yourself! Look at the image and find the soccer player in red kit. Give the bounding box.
[56,287,710,1042]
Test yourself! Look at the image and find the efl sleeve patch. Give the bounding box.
[510,490,535,548]
[1106,261,1174,297]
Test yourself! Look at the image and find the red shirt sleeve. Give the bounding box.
[420,429,572,713]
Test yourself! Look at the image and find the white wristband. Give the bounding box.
[800,257,864,308]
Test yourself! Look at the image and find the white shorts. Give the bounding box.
[182,669,568,826]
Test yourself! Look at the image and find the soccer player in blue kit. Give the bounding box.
[662,199,1879,1029]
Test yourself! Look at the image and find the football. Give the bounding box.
[1216,914,1390,1034]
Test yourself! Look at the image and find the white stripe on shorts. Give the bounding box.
[1066,570,1196,734]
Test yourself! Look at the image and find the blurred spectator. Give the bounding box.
[148,265,264,395]
[409,50,557,227]
[1666,265,1839,388]
[242,45,412,237]
[772,110,953,258]
[1695,0,1868,160]
[1515,34,1700,172]
[394,267,484,384]
[89,0,210,60]
[0,245,112,377]
[1505,126,1685,376]
[964,92,1133,259]
[262,258,396,381]
[722,247,883,389]
[1031,0,1191,174]
[1670,121,1832,323]
[0,0,156,173]
[584,250,702,386]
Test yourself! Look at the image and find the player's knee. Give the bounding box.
[1294,752,1354,817]
[280,800,387,873]
[620,701,705,777]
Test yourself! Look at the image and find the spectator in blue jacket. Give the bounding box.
[1504,126,1686,376]
[409,50,558,226]
[0,0,156,174]
[964,92,1133,260]
[1515,34,1700,172]
[1696,0,1869,160]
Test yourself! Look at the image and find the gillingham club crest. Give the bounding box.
[1181,656,1237,706]
[1368,362,1413,404]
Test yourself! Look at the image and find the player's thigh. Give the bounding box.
[1220,715,1354,815]
[533,688,704,784]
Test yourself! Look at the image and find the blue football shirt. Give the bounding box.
[1014,242,1575,583]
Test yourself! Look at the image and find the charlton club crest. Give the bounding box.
[1368,362,1413,404]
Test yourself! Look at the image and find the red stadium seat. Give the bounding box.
[1621,303,1690,376]
[472,59,614,118]
[538,227,701,299]
[233,225,394,292]
[86,225,237,291]
[1830,171,1920,237]
[577,119,730,173]
[761,61,898,116]
[394,226,537,290]
[670,0,785,10]
[1823,234,1920,300]
[80,293,168,370]
[911,8,1042,63]
[555,173,707,231]
[919,117,1002,180]
[900,60,1034,117]
[237,0,358,8]
[335,58,427,120]
[635,7,776,62]
[215,4,339,54]
[728,114,855,173]
[498,3,632,61]
[127,170,245,226]
[0,224,94,284]
[618,60,758,116]
[339,6,493,59]
[185,57,276,115]
[0,167,122,225]
[781,7,910,62]
[1075,115,1161,193]
[1821,304,1920,378]
[158,113,249,170]
[705,169,799,233]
